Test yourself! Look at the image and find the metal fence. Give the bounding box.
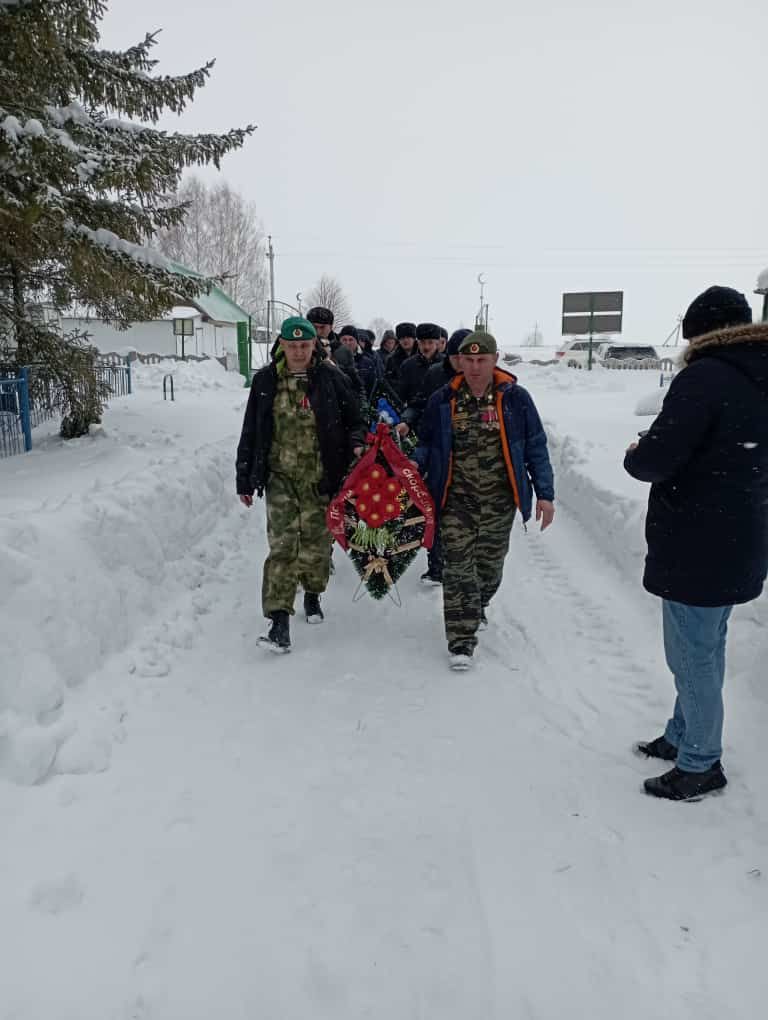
[96,358,131,397]
[0,368,32,459]
[0,357,132,459]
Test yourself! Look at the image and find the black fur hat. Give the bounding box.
[395,322,417,340]
[416,322,441,341]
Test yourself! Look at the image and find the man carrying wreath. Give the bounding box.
[415,331,556,670]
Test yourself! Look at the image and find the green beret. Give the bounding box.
[459,330,498,355]
[279,316,317,341]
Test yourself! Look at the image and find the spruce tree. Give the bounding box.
[0,0,254,436]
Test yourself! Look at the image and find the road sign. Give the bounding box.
[562,291,624,369]
[560,312,623,335]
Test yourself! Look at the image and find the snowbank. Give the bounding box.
[634,387,666,417]
[0,359,246,785]
[529,362,768,687]
[132,356,246,394]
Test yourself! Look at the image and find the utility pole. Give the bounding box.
[266,235,276,339]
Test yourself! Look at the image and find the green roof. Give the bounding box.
[168,260,250,324]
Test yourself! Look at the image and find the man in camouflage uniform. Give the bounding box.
[415,331,555,669]
[236,316,365,653]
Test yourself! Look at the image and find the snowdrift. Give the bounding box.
[0,359,246,785]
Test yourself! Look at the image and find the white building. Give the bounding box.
[60,269,251,361]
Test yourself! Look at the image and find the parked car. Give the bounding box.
[598,343,660,363]
[555,339,603,368]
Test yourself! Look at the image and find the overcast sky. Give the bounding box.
[101,0,767,344]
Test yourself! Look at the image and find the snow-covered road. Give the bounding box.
[2,360,766,1018]
[4,495,766,1018]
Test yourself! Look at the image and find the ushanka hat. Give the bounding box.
[338,324,359,340]
[459,330,498,355]
[395,322,417,340]
[306,306,334,326]
[416,322,442,341]
[279,316,317,341]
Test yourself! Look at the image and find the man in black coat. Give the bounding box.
[236,316,365,652]
[385,321,417,396]
[398,329,469,585]
[338,324,379,401]
[306,306,336,354]
[625,286,768,800]
[402,328,470,435]
[376,329,397,374]
[394,323,444,437]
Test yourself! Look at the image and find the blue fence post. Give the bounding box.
[18,366,32,452]
[125,355,132,395]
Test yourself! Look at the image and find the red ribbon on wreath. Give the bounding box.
[327,424,436,551]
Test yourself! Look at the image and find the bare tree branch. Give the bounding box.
[156,176,268,314]
[305,273,351,327]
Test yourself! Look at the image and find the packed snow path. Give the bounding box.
[3,492,766,1018]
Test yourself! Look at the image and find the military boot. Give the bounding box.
[259,611,291,654]
[448,643,474,672]
[304,593,324,624]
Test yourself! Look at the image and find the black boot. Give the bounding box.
[448,643,474,671]
[259,610,291,654]
[635,735,678,761]
[644,762,727,801]
[304,592,324,624]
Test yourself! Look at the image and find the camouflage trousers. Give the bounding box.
[441,496,516,651]
[262,472,331,617]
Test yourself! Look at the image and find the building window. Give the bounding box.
[173,318,194,336]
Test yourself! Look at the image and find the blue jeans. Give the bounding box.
[662,600,732,772]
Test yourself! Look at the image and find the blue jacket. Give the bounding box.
[414,369,555,523]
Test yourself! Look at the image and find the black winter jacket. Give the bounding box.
[355,350,380,399]
[624,323,768,607]
[236,358,366,498]
[398,352,444,415]
[330,344,364,401]
[385,344,416,396]
[404,357,456,430]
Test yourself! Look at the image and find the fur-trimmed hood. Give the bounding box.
[684,321,768,363]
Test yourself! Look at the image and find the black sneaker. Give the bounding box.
[420,570,442,587]
[304,592,324,624]
[635,735,678,761]
[259,610,291,654]
[644,762,727,801]
[448,644,474,671]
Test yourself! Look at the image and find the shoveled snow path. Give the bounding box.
[3,502,766,1019]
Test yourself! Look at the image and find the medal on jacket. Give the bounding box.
[480,405,499,430]
[297,394,311,415]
